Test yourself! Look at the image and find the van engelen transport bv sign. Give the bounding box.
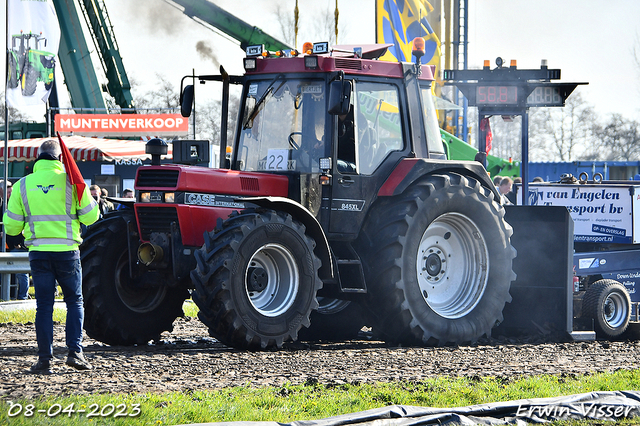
[55,114,189,136]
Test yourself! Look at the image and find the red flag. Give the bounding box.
[57,132,87,206]
[480,118,493,154]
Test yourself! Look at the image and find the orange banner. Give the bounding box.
[55,114,189,137]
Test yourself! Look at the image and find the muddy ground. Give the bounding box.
[2,317,640,400]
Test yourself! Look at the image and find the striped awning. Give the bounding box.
[0,136,173,162]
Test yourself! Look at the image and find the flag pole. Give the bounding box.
[3,0,10,255]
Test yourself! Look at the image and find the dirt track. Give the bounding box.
[2,317,640,400]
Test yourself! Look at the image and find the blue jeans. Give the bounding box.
[12,249,29,300]
[31,258,84,360]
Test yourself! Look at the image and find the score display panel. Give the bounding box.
[475,85,519,106]
[473,85,566,108]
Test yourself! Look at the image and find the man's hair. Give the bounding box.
[123,188,133,195]
[39,139,62,159]
[90,184,100,191]
[493,176,503,185]
[500,176,513,186]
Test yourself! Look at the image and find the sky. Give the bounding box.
[3,0,640,123]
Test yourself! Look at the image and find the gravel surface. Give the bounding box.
[2,317,640,400]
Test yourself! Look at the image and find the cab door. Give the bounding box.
[328,80,406,236]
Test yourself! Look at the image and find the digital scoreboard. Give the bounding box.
[475,86,519,106]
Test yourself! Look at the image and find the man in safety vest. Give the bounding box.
[3,139,100,374]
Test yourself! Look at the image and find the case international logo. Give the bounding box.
[55,114,189,136]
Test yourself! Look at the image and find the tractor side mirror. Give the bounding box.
[180,85,194,117]
[328,80,352,115]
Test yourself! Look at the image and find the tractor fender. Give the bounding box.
[237,196,334,281]
[378,158,501,200]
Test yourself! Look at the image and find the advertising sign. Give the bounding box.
[525,183,639,244]
[55,114,189,137]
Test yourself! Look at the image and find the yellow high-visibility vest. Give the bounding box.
[3,160,100,252]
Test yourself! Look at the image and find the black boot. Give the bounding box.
[29,359,52,374]
[66,352,92,371]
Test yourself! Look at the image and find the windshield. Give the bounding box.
[235,78,326,173]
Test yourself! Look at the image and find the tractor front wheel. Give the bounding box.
[81,211,188,345]
[191,209,322,350]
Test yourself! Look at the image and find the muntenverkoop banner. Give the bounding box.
[6,0,61,108]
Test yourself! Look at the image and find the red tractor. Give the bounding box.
[80,41,516,350]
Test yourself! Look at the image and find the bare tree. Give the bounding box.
[273,3,347,48]
[0,94,29,124]
[527,92,596,161]
[274,4,296,47]
[588,114,640,161]
[132,75,180,112]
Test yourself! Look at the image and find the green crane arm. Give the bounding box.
[53,0,108,111]
[166,0,292,52]
[78,0,135,110]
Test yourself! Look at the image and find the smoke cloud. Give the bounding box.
[196,40,220,68]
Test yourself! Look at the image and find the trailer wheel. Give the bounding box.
[21,62,38,96]
[191,209,322,350]
[359,172,516,345]
[81,211,188,345]
[8,54,18,89]
[298,298,366,341]
[582,279,630,339]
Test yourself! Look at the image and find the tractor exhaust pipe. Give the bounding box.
[138,242,164,266]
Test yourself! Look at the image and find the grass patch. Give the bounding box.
[0,300,198,325]
[1,371,639,425]
[0,307,66,324]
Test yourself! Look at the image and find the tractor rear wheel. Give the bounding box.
[191,209,322,350]
[582,279,631,339]
[21,62,38,96]
[359,172,516,345]
[81,211,188,345]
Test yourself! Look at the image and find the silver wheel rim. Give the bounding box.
[603,291,628,328]
[416,212,489,319]
[245,243,299,317]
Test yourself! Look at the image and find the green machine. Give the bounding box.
[7,31,56,97]
[441,129,520,178]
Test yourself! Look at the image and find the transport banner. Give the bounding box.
[6,0,61,108]
[55,114,189,137]
[525,184,639,244]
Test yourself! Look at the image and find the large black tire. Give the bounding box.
[21,62,38,96]
[582,279,631,339]
[81,211,189,345]
[298,298,367,341]
[191,209,322,350]
[8,54,18,89]
[358,172,516,346]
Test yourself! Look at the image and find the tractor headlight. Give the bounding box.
[140,192,151,203]
[164,192,175,203]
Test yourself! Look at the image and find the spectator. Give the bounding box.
[100,187,115,213]
[0,180,29,300]
[3,139,100,374]
[507,177,521,205]
[532,176,544,182]
[499,177,513,205]
[116,188,134,210]
[90,184,110,217]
